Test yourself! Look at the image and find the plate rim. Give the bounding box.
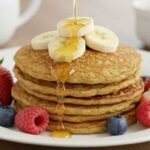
[0,47,150,147]
[0,126,150,147]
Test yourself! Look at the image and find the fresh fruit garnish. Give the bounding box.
[31,31,58,50]
[0,58,13,106]
[15,106,49,135]
[48,36,85,63]
[136,91,150,127]
[144,77,150,91]
[57,17,94,37]
[85,26,119,53]
[0,107,16,127]
[107,115,128,135]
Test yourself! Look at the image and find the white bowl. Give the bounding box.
[133,0,150,47]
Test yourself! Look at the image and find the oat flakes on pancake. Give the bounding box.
[12,83,141,116]
[14,44,141,84]
[14,101,135,123]
[17,81,143,106]
[14,102,136,134]
[14,67,140,97]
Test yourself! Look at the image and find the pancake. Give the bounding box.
[14,67,141,97]
[14,44,141,84]
[18,81,143,106]
[14,102,137,134]
[12,43,142,134]
[14,101,136,123]
[48,111,136,134]
[12,83,141,116]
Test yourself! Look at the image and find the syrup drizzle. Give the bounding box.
[54,37,79,63]
[51,63,71,138]
[68,0,86,37]
[73,0,78,24]
[51,0,82,138]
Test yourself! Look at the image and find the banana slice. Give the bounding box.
[31,31,58,50]
[85,26,119,53]
[48,36,86,63]
[57,17,94,37]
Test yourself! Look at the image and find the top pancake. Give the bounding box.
[14,44,141,84]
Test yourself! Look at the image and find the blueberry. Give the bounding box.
[0,107,16,127]
[107,115,128,136]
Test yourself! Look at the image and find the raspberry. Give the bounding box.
[136,91,150,127]
[15,106,49,135]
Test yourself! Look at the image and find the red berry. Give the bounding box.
[15,106,49,135]
[136,91,150,127]
[144,77,150,91]
[0,66,13,106]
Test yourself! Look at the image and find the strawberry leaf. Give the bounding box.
[0,58,4,65]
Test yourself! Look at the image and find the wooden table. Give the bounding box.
[0,0,150,149]
[0,140,150,150]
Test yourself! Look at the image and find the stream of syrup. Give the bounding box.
[51,0,82,138]
[51,63,71,138]
[73,0,78,23]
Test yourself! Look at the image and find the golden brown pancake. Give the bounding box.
[14,44,141,84]
[14,101,135,123]
[14,102,137,134]
[12,43,143,134]
[12,83,141,116]
[14,66,141,97]
[48,111,136,134]
[17,81,143,106]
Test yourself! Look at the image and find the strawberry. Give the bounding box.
[0,58,13,106]
[136,91,150,127]
[144,77,150,91]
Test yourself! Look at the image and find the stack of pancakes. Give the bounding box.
[12,44,144,134]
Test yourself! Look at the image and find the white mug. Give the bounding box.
[0,0,42,46]
[133,0,150,47]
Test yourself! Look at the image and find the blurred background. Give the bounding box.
[0,0,149,49]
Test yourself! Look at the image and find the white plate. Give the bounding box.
[0,47,150,147]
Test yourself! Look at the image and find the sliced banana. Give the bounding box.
[31,31,58,50]
[48,36,86,63]
[85,26,119,53]
[57,17,94,37]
